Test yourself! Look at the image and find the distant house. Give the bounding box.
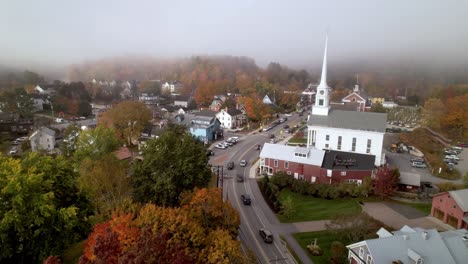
[431,189,468,229]
[0,112,33,133]
[341,85,369,112]
[32,94,49,112]
[215,107,246,129]
[346,225,468,264]
[113,146,132,161]
[262,94,274,105]
[398,172,421,192]
[162,81,183,93]
[370,97,385,105]
[209,98,223,112]
[174,95,192,108]
[29,127,56,152]
[189,110,222,144]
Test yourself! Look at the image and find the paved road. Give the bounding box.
[210,114,306,264]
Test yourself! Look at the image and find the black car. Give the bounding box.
[206,150,214,156]
[255,144,261,150]
[236,174,244,182]
[259,228,273,243]
[269,134,275,139]
[283,124,290,129]
[227,162,234,170]
[241,194,251,205]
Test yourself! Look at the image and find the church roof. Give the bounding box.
[322,150,375,171]
[308,109,387,133]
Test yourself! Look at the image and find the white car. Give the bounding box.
[9,147,18,155]
[445,155,460,161]
[215,143,227,149]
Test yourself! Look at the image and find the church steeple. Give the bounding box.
[317,35,329,89]
[312,36,331,116]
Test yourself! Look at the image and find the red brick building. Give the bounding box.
[259,144,375,184]
[431,189,468,229]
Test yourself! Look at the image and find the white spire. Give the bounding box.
[317,35,329,89]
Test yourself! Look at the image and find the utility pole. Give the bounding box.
[216,165,225,200]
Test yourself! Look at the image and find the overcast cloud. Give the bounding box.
[1,0,467,68]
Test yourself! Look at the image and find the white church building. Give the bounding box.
[307,37,387,166]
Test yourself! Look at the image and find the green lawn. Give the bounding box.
[277,189,361,222]
[293,230,349,264]
[288,137,307,144]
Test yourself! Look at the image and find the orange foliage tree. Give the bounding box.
[78,188,253,264]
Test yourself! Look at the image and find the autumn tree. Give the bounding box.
[194,80,217,107]
[0,87,34,117]
[422,98,445,129]
[373,167,400,199]
[73,126,121,164]
[61,124,81,157]
[99,101,151,145]
[79,154,132,218]
[238,94,271,122]
[0,153,92,263]
[440,94,468,139]
[131,127,211,206]
[370,102,386,113]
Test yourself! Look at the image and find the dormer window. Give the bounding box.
[359,248,364,258]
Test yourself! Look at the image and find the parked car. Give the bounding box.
[241,194,251,205]
[444,159,458,165]
[227,137,239,144]
[445,155,460,161]
[11,140,19,145]
[206,150,214,156]
[412,162,427,168]
[259,228,273,243]
[223,141,233,147]
[269,134,275,139]
[9,146,18,155]
[215,143,227,149]
[451,146,463,151]
[240,160,247,167]
[255,144,261,150]
[457,142,468,148]
[283,124,290,129]
[285,128,292,133]
[444,150,458,155]
[410,157,425,163]
[227,162,234,170]
[269,138,277,144]
[236,174,244,182]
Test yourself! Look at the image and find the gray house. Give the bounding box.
[29,127,56,152]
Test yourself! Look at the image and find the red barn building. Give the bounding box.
[259,144,374,184]
[431,189,468,229]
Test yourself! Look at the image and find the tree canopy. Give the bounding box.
[131,127,211,206]
[73,126,121,164]
[0,153,92,263]
[99,101,151,145]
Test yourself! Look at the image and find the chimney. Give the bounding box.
[422,232,428,240]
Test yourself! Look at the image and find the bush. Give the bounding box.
[291,179,310,195]
[330,241,347,264]
[307,244,323,256]
[270,172,293,190]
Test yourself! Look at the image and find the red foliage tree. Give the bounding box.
[373,167,400,199]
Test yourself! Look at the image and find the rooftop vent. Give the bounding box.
[422,231,428,240]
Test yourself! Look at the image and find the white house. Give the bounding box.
[307,36,387,166]
[215,107,245,129]
[174,95,191,108]
[382,101,398,108]
[29,127,56,152]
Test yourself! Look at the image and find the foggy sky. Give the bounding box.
[1,0,468,69]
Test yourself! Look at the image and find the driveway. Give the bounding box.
[361,202,447,231]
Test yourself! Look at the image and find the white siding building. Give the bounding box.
[307,36,387,166]
[215,108,245,129]
[29,127,56,152]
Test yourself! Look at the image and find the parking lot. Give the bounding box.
[384,133,464,184]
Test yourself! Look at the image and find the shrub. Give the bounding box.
[307,244,323,256]
[436,182,465,192]
[330,241,347,264]
[270,172,292,190]
[291,179,310,195]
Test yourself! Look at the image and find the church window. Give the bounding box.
[319,99,324,106]
[274,160,278,167]
[284,161,289,169]
[341,171,346,176]
[325,144,329,149]
[337,136,342,150]
[366,139,372,153]
[352,138,357,152]
[326,135,329,141]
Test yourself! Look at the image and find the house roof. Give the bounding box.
[308,109,387,133]
[342,92,366,102]
[321,150,375,171]
[260,144,325,167]
[399,172,421,187]
[348,226,468,264]
[330,102,361,111]
[29,127,56,140]
[174,95,190,102]
[113,146,132,160]
[448,189,468,212]
[226,108,243,116]
[194,109,217,118]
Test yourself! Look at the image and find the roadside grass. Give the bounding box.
[288,137,307,144]
[208,170,218,188]
[276,189,362,222]
[62,240,86,264]
[293,230,349,264]
[279,235,303,264]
